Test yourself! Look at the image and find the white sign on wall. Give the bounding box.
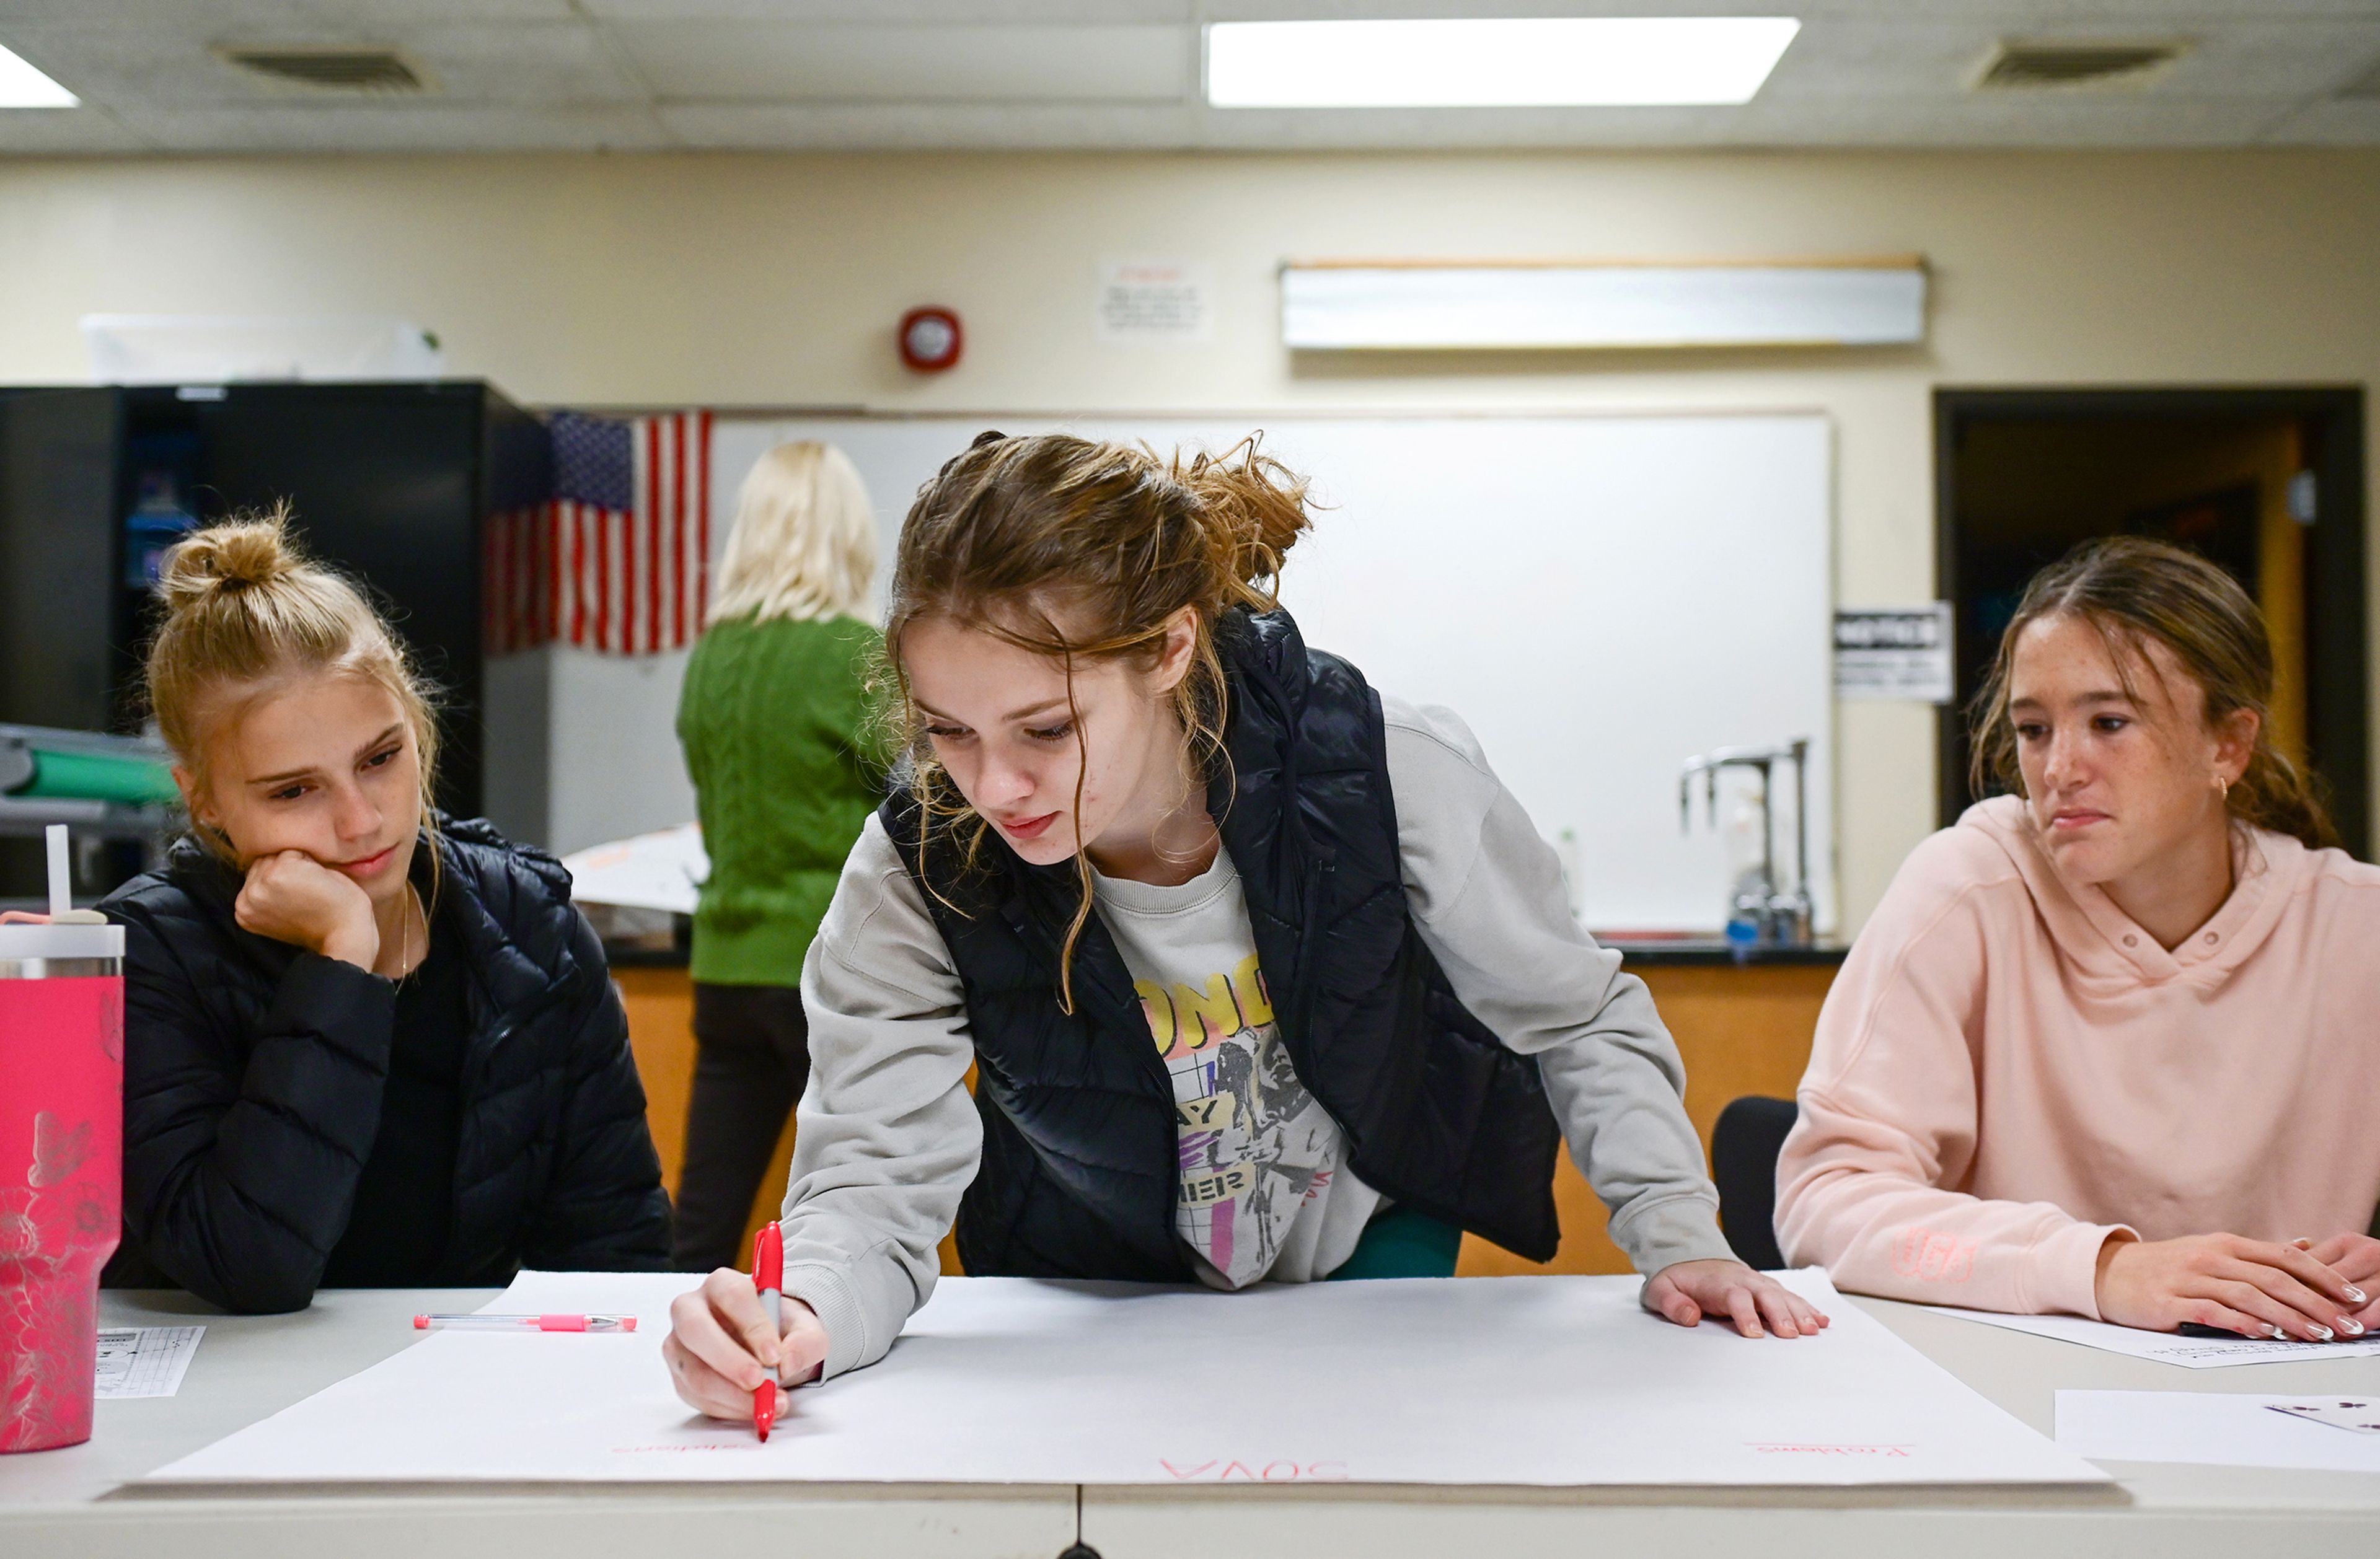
[1096,258,1213,343]
[1835,604,1954,703]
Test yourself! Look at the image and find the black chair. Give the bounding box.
[1711,1095,1799,1271]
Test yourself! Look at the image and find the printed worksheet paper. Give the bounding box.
[95,1325,205,1399]
[2058,1390,2380,1473]
[1928,1305,2380,1368]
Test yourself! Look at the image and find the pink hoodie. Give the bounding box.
[1776,796,2380,1317]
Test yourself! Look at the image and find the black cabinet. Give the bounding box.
[0,381,549,879]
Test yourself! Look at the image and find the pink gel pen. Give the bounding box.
[412,1312,638,1333]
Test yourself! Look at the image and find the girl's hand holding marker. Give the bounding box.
[664,1234,827,1427]
[751,1223,784,1439]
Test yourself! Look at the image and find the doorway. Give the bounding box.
[1934,388,2368,859]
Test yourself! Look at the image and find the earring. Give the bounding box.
[2213,773,2231,802]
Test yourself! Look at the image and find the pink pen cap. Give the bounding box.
[412,1312,639,1332]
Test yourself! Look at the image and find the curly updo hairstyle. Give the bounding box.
[883,431,1313,1008]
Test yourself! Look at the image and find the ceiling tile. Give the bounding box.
[1790,1,2380,17]
[0,103,150,152]
[659,99,1202,151]
[390,22,651,105]
[102,100,672,152]
[7,1,2380,154]
[615,23,1192,103]
[0,2,574,20]
[1734,90,2296,147]
[582,2,1190,21]
[2262,94,2380,141]
[0,25,231,108]
[1,21,648,107]
[1769,19,2380,99]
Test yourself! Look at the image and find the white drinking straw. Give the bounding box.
[46,823,71,920]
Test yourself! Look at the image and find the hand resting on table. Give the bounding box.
[2300,1233,2380,1335]
[1644,1260,1830,1339]
[2095,1232,2369,1342]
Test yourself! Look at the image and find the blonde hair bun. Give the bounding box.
[158,514,303,610]
[144,503,444,864]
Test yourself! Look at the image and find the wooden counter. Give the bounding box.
[615,956,1838,1278]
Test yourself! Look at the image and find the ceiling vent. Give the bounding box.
[218,46,430,95]
[1973,40,2186,91]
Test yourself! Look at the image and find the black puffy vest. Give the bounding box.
[882,608,1561,1278]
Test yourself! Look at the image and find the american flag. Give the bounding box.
[485,409,715,656]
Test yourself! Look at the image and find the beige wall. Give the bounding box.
[4,148,2376,928]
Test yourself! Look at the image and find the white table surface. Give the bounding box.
[1,1285,2374,1558]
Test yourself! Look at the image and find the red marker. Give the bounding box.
[753,1220,784,1442]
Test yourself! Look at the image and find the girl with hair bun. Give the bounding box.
[664,432,1820,1415]
[100,509,669,1314]
[1778,535,2380,1341]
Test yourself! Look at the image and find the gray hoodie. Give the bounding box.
[781,695,1735,1378]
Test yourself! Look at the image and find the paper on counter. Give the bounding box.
[2268,1399,2380,1434]
[96,1325,204,1399]
[2058,1390,2380,1473]
[145,1269,2107,1490]
[558,823,706,915]
[1926,1304,2380,1368]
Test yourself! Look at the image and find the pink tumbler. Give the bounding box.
[0,916,124,1454]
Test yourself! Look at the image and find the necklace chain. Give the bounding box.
[390,884,426,982]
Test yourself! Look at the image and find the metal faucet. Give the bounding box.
[1679,739,1813,947]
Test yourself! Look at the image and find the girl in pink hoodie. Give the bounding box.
[1777,537,2380,1342]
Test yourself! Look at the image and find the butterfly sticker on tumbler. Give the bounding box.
[27,1110,90,1190]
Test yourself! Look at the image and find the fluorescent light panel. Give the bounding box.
[1280,262,1926,351]
[0,39,75,107]
[1207,17,1800,108]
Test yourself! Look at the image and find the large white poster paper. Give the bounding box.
[149,1271,2104,1490]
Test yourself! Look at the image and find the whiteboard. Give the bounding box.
[695,412,1833,933]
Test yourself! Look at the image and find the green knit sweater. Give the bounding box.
[676,613,883,986]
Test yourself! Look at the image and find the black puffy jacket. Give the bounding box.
[886,608,1562,1280]
[99,816,671,1312]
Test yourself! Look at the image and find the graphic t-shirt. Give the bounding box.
[1091,848,1382,1289]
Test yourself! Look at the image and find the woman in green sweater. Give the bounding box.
[672,441,884,1272]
